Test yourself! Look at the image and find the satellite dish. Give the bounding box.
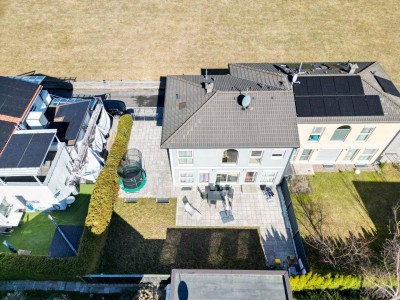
[291,62,305,85]
[242,95,251,109]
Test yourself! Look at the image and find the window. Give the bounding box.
[356,127,375,141]
[249,150,263,165]
[222,149,238,164]
[358,149,378,161]
[259,171,277,183]
[199,172,209,183]
[244,172,258,182]
[178,151,193,165]
[216,173,239,184]
[343,149,360,161]
[308,127,325,141]
[179,172,194,183]
[331,125,351,141]
[299,149,313,161]
[271,149,286,159]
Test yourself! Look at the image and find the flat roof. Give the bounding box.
[46,101,90,145]
[170,269,292,300]
[0,76,41,119]
[0,131,55,169]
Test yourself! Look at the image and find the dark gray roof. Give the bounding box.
[0,131,55,169]
[0,76,41,119]
[170,269,292,300]
[46,101,90,145]
[161,88,300,149]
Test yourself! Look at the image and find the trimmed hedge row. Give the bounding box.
[0,115,133,280]
[290,272,362,292]
[85,114,132,234]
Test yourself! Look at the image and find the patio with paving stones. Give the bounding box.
[119,120,295,265]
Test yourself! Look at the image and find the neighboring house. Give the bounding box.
[168,269,292,300]
[161,71,300,186]
[0,76,110,227]
[162,62,400,180]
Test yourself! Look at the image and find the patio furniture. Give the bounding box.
[207,190,224,207]
[197,186,207,200]
[156,198,169,204]
[184,202,201,218]
[215,184,223,191]
[208,183,215,191]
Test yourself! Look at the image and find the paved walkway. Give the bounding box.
[0,281,139,294]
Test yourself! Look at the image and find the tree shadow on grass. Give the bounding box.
[99,213,265,274]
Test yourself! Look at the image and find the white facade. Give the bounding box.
[169,147,293,186]
[292,123,400,166]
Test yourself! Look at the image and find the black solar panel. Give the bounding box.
[338,96,355,116]
[374,76,400,97]
[295,97,312,116]
[323,96,341,116]
[353,96,370,116]
[365,95,384,116]
[0,132,54,168]
[0,77,40,118]
[334,76,350,95]
[310,96,326,116]
[293,80,308,96]
[0,121,16,153]
[347,76,364,95]
[306,77,323,96]
[320,77,336,95]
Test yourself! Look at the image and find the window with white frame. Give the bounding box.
[259,171,277,183]
[198,172,209,183]
[356,127,375,141]
[271,149,286,159]
[222,149,238,164]
[249,150,263,165]
[244,172,258,182]
[178,150,193,165]
[179,172,194,183]
[358,149,378,161]
[308,127,325,141]
[299,149,313,161]
[216,173,239,184]
[331,125,351,141]
[343,149,360,161]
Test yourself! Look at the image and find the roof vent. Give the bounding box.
[205,80,214,94]
[347,63,359,74]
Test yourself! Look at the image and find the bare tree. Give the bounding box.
[295,195,374,270]
[363,203,400,300]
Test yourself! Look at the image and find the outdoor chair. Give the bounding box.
[197,186,207,201]
[208,183,215,191]
[184,202,201,218]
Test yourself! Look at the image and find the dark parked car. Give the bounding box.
[103,100,126,117]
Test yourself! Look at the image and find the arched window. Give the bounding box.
[331,125,351,141]
[222,149,238,164]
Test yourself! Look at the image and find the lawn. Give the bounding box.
[1,184,93,255]
[0,1,399,84]
[100,198,265,273]
[291,164,400,270]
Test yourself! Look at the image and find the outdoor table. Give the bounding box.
[207,191,224,201]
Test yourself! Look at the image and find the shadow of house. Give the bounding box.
[353,181,400,251]
[99,213,266,274]
[262,226,294,267]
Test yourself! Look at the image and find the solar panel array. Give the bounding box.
[0,76,40,118]
[374,76,400,97]
[0,121,16,154]
[50,97,92,106]
[294,76,384,117]
[0,132,54,168]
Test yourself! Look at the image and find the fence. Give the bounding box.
[130,107,163,123]
[279,178,309,272]
[79,274,170,285]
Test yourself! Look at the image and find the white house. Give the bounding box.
[0,76,110,227]
[161,72,300,186]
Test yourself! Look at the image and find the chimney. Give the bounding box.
[347,63,359,74]
[205,81,214,94]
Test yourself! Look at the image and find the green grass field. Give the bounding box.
[2,185,93,255]
[100,198,265,273]
[0,1,399,83]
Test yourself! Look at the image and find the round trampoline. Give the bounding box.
[117,149,147,193]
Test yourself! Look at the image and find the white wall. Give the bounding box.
[293,123,400,164]
[169,148,293,186]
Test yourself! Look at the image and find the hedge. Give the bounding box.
[290,272,362,292]
[0,115,133,280]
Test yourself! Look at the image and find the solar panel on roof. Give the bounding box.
[347,76,364,95]
[374,76,400,97]
[9,76,46,85]
[334,77,350,94]
[365,95,384,116]
[295,97,312,116]
[310,96,326,116]
[323,96,341,116]
[320,77,336,95]
[352,96,370,116]
[338,96,355,116]
[306,77,323,96]
[293,80,308,96]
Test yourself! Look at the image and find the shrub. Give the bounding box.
[0,114,133,280]
[290,272,362,292]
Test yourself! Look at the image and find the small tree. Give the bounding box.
[363,203,400,300]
